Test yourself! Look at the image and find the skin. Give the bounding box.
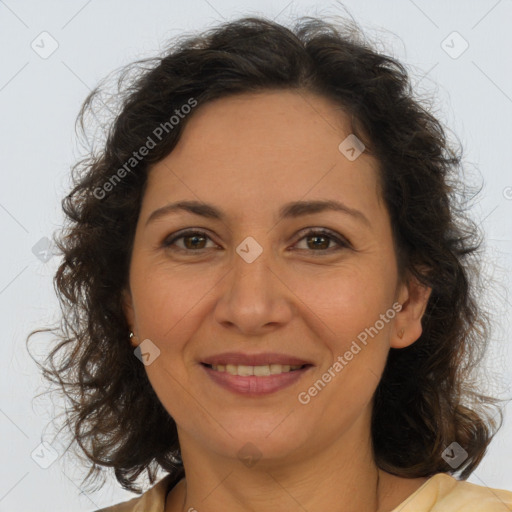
[122,90,433,512]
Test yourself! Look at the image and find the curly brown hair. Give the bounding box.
[27,14,503,494]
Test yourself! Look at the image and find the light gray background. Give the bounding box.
[1,1,511,510]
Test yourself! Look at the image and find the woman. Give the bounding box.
[28,14,512,512]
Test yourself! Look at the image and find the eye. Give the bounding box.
[162,229,216,252]
[162,228,350,254]
[292,228,350,254]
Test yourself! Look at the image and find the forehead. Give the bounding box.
[174,89,354,158]
[143,90,382,221]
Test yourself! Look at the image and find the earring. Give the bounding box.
[397,328,404,339]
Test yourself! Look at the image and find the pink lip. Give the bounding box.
[201,364,313,396]
[201,352,312,366]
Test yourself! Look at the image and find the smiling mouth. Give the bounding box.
[202,363,310,376]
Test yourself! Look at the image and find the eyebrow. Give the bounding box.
[145,199,371,227]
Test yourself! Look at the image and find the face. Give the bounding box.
[123,90,430,466]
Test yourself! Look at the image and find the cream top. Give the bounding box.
[95,472,512,512]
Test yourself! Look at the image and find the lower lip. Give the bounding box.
[201,364,312,396]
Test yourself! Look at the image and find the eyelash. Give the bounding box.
[162,228,350,255]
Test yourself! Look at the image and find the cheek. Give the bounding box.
[131,261,213,342]
[131,271,201,417]
[289,263,397,345]
[296,278,394,424]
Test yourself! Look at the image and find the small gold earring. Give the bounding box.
[397,328,404,339]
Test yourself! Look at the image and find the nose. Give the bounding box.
[213,239,294,336]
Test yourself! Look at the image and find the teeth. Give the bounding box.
[211,364,303,376]
[271,363,288,374]
[254,365,270,376]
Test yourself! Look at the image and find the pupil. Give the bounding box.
[310,235,328,250]
[186,235,204,249]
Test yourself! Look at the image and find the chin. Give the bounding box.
[201,417,312,462]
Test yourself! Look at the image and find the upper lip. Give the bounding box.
[201,352,313,366]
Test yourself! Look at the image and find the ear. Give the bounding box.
[391,271,432,349]
[121,287,139,348]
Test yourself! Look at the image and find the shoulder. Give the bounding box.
[93,473,177,512]
[393,473,512,512]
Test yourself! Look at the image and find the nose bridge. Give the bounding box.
[231,233,274,295]
[214,231,292,333]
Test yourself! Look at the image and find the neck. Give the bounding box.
[168,411,391,512]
